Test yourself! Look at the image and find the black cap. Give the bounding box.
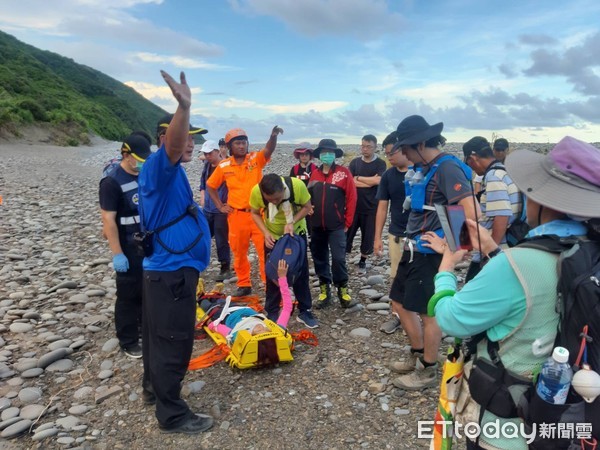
[122,134,152,159]
[462,136,491,161]
[156,114,208,137]
[493,138,509,151]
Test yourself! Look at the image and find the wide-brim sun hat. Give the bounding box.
[293,146,313,159]
[393,115,444,150]
[506,136,600,218]
[313,138,344,158]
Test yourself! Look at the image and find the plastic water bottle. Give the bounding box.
[412,167,424,185]
[405,166,416,184]
[536,347,573,404]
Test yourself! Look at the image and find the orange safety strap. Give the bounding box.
[188,343,230,370]
[291,330,319,347]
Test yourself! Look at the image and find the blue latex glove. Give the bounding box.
[113,253,129,272]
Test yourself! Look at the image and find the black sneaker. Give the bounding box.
[123,343,142,359]
[159,413,214,434]
[357,260,367,274]
[215,264,232,282]
[232,286,252,297]
[142,389,156,406]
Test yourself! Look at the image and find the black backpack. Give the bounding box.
[520,235,600,444]
[506,192,530,247]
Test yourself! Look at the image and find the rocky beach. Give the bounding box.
[0,137,552,449]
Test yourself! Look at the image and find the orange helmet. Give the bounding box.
[225,128,248,144]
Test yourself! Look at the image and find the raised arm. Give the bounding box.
[161,70,192,165]
[263,125,284,160]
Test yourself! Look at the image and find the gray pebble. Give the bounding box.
[18,387,42,404]
[349,327,372,339]
[20,404,46,420]
[0,418,32,438]
[101,338,119,353]
[56,415,80,430]
[68,405,89,415]
[57,436,76,444]
[0,398,10,412]
[48,339,73,351]
[1,406,20,420]
[98,370,113,380]
[37,348,73,369]
[8,322,34,333]
[32,427,59,441]
[21,368,44,378]
[366,302,390,311]
[45,359,74,372]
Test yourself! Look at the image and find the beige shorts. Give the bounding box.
[388,233,404,279]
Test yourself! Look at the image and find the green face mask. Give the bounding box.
[320,153,335,165]
[134,161,144,172]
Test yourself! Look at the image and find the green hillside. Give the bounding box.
[0,30,167,145]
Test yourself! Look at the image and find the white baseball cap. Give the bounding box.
[200,140,219,153]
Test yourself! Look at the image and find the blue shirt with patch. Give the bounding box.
[138,145,211,272]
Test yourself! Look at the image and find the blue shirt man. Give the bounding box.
[137,70,214,435]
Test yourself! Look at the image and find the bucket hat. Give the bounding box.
[293,146,313,159]
[393,115,444,149]
[506,136,600,218]
[313,139,344,158]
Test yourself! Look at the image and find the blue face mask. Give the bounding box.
[320,153,335,165]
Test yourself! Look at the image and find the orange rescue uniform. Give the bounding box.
[207,150,268,287]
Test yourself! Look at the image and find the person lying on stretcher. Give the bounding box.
[207,260,292,366]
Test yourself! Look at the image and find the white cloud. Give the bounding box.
[132,53,234,70]
[0,0,222,58]
[229,0,404,40]
[219,97,347,114]
[125,81,202,101]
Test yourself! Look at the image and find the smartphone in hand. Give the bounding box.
[434,204,473,252]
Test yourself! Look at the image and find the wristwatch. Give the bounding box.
[487,247,503,259]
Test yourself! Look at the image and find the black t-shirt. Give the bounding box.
[99,166,141,249]
[376,168,409,236]
[349,156,387,213]
[290,162,317,186]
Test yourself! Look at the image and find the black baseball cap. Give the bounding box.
[156,114,208,137]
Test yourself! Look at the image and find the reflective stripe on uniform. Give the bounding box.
[120,181,138,193]
[120,215,140,225]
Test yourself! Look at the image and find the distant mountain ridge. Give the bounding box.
[0,30,167,145]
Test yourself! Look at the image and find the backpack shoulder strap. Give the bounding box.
[283,176,296,205]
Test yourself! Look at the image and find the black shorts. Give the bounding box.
[389,251,443,314]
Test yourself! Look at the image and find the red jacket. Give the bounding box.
[308,163,357,231]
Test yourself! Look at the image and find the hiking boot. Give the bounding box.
[297,310,319,329]
[392,361,439,390]
[159,413,214,434]
[122,343,142,359]
[315,283,331,309]
[337,285,357,308]
[215,263,232,282]
[390,351,418,374]
[380,315,402,334]
[357,260,367,274]
[232,286,252,297]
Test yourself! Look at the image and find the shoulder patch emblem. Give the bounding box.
[219,160,231,168]
[453,183,463,192]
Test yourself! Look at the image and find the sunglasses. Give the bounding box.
[385,149,401,158]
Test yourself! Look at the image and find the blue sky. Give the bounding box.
[2,0,600,144]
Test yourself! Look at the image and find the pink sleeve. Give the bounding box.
[277,277,293,328]
[208,321,231,337]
